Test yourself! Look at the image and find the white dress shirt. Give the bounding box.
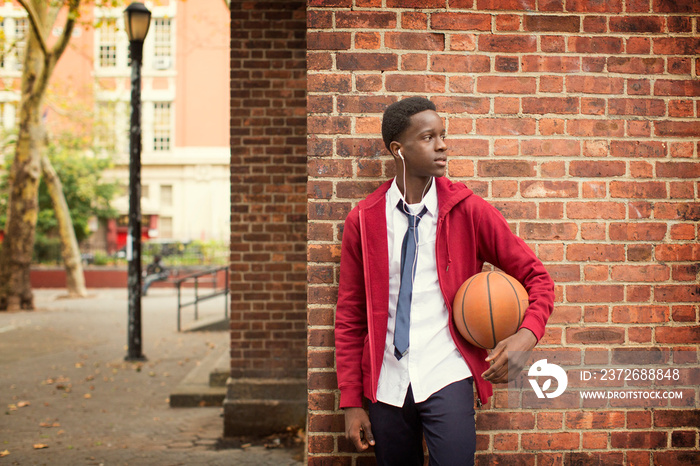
[376,178,472,407]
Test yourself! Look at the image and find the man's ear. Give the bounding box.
[389,141,402,160]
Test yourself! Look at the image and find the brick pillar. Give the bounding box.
[306,1,699,464]
[225,0,307,437]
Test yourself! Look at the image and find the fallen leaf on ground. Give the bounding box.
[33,444,48,449]
[84,394,92,399]
[17,401,30,408]
[0,450,9,457]
[39,422,61,428]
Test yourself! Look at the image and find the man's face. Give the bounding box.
[399,109,448,179]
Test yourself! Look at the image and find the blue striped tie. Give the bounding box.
[394,200,428,360]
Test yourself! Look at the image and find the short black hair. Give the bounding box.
[381,97,437,151]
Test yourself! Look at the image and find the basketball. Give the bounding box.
[452,271,529,349]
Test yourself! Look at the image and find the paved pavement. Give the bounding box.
[0,288,304,465]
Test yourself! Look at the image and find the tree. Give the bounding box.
[0,0,80,310]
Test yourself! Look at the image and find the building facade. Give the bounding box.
[0,0,230,252]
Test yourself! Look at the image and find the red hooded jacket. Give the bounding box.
[335,177,555,407]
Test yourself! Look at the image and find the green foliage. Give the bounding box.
[0,131,119,260]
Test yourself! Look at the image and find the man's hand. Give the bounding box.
[344,407,375,451]
[482,328,537,384]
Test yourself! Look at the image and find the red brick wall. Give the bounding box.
[229,0,308,380]
[306,1,699,464]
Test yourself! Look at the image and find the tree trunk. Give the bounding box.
[0,91,44,311]
[0,0,81,311]
[40,154,88,298]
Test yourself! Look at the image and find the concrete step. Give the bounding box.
[169,344,229,408]
[181,316,229,332]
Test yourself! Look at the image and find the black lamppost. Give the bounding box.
[124,2,151,361]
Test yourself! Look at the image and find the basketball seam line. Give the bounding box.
[486,271,497,349]
[461,276,487,350]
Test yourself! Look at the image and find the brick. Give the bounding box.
[567,244,625,262]
[308,159,353,177]
[672,264,700,282]
[431,12,491,31]
[628,120,652,137]
[655,244,700,261]
[477,76,537,94]
[494,96,520,113]
[492,201,537,219]
[568,36,623,54]
[521,180,578,197]
[386,0,446,6]
[628,411,653,429]
[608,57,664,75]
[495,56,519,73]
[654,286,700,303]
[337,95,396,113]
[432,96,489,114]
[355,75,382,92]
[628,78,651,95]
[669,224,696,240]
[430,54,490,73]
[308,74,351,93]
[567,202,626,219]
[520,222,578,240]
[657,162,700,179]
[493,433,518,451]
[401,12,428,30]
[307,32,351,50]
[668,57,693,75]
[609,98,666,117]
[539,119,566,135]
[541,35,565,52]
[612,431,667,449]
[450,34,477,51]
[627,37,651,54]
[610,181,667,199]
[308,0,351,6]
[566,76,625,94]
[567,0,623,11]
[520,432,579,450]
[401,53,428,71]
[335,11,396,29]
[582,56,606,72]
[609,223,667,241]
[540,202,564,219]
[546,264,581,282]
[336,181,383,199]
[336,53,398,71]
[307,10,332,29]
[654,203,700,221]
[355,32,380,50]
[540,76,563,93]
[569,160,625,177]
[581,98,605,115]
[495,14,521,32]
[385,32,445,51]
[336,138,385,158]
[308,116,351,134]
[475,118,536,135]
[653,0,700,12]
[568,120,624,137]
[448,76,475,93]
[476,412,535,430]
[478,160,535,177]
[522,97,578,114]
[479,35,537,52]
[654,79,700,97]
[611,265,670,282]
[307,52,333,71]
[584,264,608,281]
[609,16,663,32]
[656,121,700,137]
[385,75,445,93]
[610,141,665,158]
[654,37,700,55]
[581,222,606,239]
[477,0,536,9]
[611,304,670,324]
[567,325,625,342]
[523,15,580,32]
[566,411,625,429]
[669,99,694,118]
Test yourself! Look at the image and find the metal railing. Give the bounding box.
[174,266,229,332]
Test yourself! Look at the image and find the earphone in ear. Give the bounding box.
[398,149,404,159]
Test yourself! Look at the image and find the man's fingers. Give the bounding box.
[362,420,375,446]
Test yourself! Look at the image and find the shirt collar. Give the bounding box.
[388,177,438,216]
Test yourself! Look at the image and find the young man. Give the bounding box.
[335,97,555,465]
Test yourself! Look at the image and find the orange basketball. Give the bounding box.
[452,271,529,349]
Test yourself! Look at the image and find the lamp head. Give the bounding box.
[124,2,152,42]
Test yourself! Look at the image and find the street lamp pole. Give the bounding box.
[124,2,151,362]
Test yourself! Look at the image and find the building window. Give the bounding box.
[159,216,173,239]
[160,185,173,207]
[152,18,171,69]
[153,102,171,151]
[98,19,117,68]
[95,101,117,152]
[14,18,27,70]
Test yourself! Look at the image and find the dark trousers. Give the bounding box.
[368,378,476,466]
